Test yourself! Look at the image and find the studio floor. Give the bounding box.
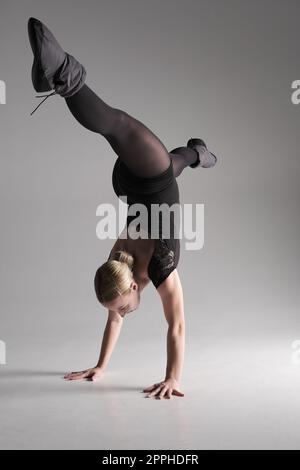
[1,0,300,452]
[1,334,300,450]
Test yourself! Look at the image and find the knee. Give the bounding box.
[114,108,136,134]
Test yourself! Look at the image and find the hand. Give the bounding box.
[64,367,104,381]
[142,378,184,399]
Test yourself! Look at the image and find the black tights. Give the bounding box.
[65,84,198,178]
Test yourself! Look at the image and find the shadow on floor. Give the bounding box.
[0,368,143,399]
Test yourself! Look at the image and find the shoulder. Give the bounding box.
[156,269,185,327]
[157,268,181,295]
[157,269,185,327]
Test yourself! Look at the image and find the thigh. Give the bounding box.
[106,111,171,178]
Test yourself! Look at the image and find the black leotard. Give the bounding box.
[111,157,181,288]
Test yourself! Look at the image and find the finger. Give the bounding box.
[64,374,81,380]
[148,385,164,397]
[147,387,161,397]
[172,389,185,397]
[158,386,169,399]
[83,371,92,379]
[66,374,85,380]
[143,383,161,393]
[91,374,101,381]
[143,383,160,392]
[167,390,172,399]
[64,371,83,378]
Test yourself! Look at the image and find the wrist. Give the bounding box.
[165,376,180,383]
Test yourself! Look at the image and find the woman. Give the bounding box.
[28,17,218,399]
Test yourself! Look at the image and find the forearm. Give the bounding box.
[165,323,185,382]
[96,317,123,370]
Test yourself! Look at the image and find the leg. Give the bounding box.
[27,18,171,179]
[169,146,198,177]
[65,84,171,178]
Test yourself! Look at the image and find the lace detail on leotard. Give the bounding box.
[147,238,177,288]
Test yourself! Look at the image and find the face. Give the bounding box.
[102,280,140,318]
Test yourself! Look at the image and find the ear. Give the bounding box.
[131,280,138,291]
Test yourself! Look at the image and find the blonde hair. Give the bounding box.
[94,250,135,304]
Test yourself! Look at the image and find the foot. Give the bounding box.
[27,17,86,97]
[187,138,218,168]
[28,17,67,93]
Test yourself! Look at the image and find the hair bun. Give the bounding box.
[114,250,134,271]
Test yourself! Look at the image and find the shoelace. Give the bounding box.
[30,90,57,116]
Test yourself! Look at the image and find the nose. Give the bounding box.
[121,309,132,317]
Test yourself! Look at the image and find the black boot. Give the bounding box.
[28,17,86,113]
[187,138,218,168]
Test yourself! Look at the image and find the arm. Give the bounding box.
[96,310,124,370]
[143,269,185,399]
[64,310,123,381]
[161,270,185,383]
[165,316,185,383]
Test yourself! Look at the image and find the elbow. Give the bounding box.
[168,322,185,336]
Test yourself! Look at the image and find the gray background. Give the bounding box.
[0,0,300,450]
